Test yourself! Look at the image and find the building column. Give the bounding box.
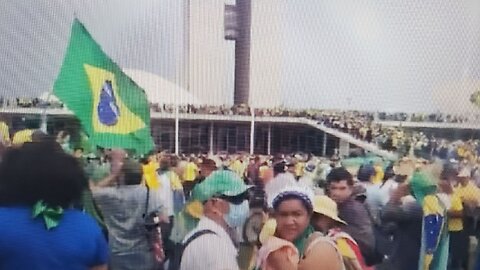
[40,113,48,133]
[339,139,350,158]
[209,121,214,155]
[322,132,327,157]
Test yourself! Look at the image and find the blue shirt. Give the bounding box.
[0,206,108,270]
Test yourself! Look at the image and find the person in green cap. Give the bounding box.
[179,170,252,270]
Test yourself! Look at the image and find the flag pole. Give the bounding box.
[175,104,179,155]
[267,124,271,156]
[40,90,54,133]
[250,107,255,155]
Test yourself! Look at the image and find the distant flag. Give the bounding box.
[53,19,154,154]
[0,122,10,144]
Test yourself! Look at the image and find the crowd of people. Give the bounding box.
[2,96,479,124]
[4,98,480,162]
[2,128,480,269]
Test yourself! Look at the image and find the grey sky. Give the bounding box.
[0,0,185,96]
[281,0,480,113]
[2,1,480,113]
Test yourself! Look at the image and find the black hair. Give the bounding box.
[273,161,286,175]
[170,155,180,168]
[0,141,86,208]
[357,165,375,183]
[326,167,354,186]
[31,130,52,143]
[383,164,395,181]
[139,157,149,165]
[394,174,408,183]
[158,157,170,172]
[122,160,143,185]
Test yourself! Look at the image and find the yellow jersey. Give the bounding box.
[143,161,160,189]
[295,162,305,178]
[372,165,384,185]
[183,162,198,182]
[448,192,464,232]
[455,181,480,206]
[230,160,245,178]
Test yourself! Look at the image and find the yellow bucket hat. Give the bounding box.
[313,195,346,225]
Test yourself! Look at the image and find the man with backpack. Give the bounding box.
[326,168,376,266]
[91,151,166,270]
[179,170,252,270]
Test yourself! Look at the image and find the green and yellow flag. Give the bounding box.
[53,19,154,154]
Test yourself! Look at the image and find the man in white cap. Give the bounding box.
[179,170,252,270]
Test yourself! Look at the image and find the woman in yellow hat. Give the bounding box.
[311,195,368,270]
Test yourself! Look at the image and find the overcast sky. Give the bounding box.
[0,0,185,97]
[2,0,480,113]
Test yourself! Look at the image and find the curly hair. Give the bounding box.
[0,141,86,208]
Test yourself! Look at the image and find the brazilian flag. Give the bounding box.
[53,19,154,154]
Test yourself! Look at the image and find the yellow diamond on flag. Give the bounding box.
[84,64,146,134]
[54,19,154,154]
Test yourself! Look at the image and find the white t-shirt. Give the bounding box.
[180,217,239,270]
[379,179,398,202]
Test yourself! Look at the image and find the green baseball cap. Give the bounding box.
[192,170,253,202]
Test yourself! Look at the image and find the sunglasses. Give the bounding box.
[216,191,250,205]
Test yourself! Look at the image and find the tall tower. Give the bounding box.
[232,0,252,105]
[187,0,281,107]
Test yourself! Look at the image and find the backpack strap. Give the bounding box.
[177,229,216,268]
[328,230,364,270]
[143,185,150,218]
[328,230,359,246]
[183,229,216,249]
